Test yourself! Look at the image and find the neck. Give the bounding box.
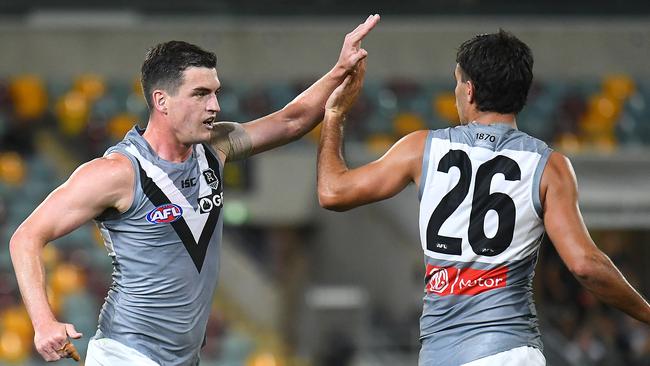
[142,118,193,163]
[468,111,517,128]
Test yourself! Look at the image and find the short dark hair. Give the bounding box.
[141,41,217,110]
[456,29,533,114]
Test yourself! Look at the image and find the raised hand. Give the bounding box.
[335,14,380,73]
[326,59,367,117]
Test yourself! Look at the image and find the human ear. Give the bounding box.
[466,80,475,104]
[153,90,167,114]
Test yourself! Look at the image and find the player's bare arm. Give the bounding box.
[226,14,380,159]
[9,153,135,361]
[317,61,426,211]
[318,131,426,211]
[209,121,253,162]
[542,152,650,324]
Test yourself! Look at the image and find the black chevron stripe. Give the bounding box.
[137,146,222,273]
[198,144,223,250]
[202,144,221,191]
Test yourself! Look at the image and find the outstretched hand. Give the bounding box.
[326,59,367,118]
[335,14,380,74]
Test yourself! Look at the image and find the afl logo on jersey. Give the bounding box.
[147,204,183,224]
[202,169,219,190]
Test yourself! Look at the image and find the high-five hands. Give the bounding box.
[326,59,367,118]
[335,14,380,74]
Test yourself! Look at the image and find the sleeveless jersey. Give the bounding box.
[417,122,552,365]
[93,127,224,366]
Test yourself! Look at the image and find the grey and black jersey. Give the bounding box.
[94,127,224,366]
[418,123,552,365]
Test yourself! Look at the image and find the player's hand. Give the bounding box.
[326,59,367,118]
[34,321,82,361]
[335,14,380,74]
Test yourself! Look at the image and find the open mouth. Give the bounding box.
[203,117,216,129]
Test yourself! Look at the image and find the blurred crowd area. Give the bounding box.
[2,72,648,159]
[0,73,647,365]
[535,233,650,366]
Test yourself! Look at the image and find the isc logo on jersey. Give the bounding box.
[147,204,183,224]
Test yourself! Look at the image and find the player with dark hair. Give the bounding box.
[10,15,380,365]
[318,30,650,365]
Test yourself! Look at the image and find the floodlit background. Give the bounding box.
[0,1,649,365]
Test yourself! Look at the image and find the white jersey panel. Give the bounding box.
[419,141,545,265]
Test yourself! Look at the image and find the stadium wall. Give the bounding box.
[0,16,649,81]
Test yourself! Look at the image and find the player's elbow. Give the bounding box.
[568,259,592,281]
[567,251,607,282]
[286,120,308,142]
[9,225,43,258]
[318,190,350,212]
[8,227,28,258]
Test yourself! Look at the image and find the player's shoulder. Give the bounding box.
[93,152,133,170]
[71,153,135,187]
[540,151,578,196]
[393,130,430,157]
[545,151,574,176]
[403,129,430,143]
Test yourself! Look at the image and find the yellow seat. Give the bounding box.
[56,91,90,136]
[8,75,48,120]
[433,92,460,125]
[0,330,29,364]
[366,134,396,155]
[73,74,106,102]
[602,74,635,101]
[108,113,137,141]
[50,263,86,297]
[0,152,26,186]
[393,112,425,137]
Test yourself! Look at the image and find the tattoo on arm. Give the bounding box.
[210,122,253,162]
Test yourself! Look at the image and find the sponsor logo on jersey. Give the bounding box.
[198,192,224,214]
[425,264,508,296]
[202,169,219,190]
[427,267,450,294]
[146,203,183,224]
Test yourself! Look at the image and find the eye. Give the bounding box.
[193,89,212,97]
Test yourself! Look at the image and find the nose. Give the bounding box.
[207,93,220,114]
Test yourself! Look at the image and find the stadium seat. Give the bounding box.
[9,75,48,121]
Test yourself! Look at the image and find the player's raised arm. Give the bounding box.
[317,60,426,211]
[9,153,134,361]
[212,14,380,162]
[542,152,650,324]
